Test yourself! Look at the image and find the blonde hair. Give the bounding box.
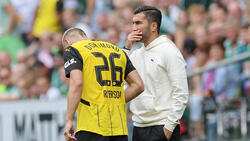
[188,4,206,16]
[62,27,87,48]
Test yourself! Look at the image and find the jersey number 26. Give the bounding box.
[92,52,123,87]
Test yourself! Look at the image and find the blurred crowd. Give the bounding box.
[0,0,250,140]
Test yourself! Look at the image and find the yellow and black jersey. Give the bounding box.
[63,40,135,136]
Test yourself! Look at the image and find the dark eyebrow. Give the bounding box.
[133,20,142,24]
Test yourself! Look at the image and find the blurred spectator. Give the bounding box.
[242,61,250,96]
[187,4,207,36]
[239,23,250,96]
[183,37,197,73]
[188,47,209,140]
[10,64,28,98]
[158,0,177,34]
[0,36,25,61]
[52,31,63,48]
[177,10,189,29]
[62,8,93,39]
[174,10,188,53]
[242,7,250,23]
[11,0,39,44]
[121,6,134,25]
[11,64,27,83]
[112,0,127,11]
[51,32,64,68]
[208,21,225,44]
[227,0,246,25]
[35,75,61,100]
[0,0,17,36]
[32,0,62,38]
[194,26,210,50]
[201,43,233,141]
[75,0,86,15]
[180,0,214,10]
[0,67,20,101]
[223,21,243,99]
[37,31,55,68]
[16,50,28,66]
[49,32,65,98]
[107,27,121,45]
[184,38,205,140]
[63,0,78,10]
[191,48,209,75]
[205,43,230,101]
[86,0,112,34]
[57,65,69,97]
[239,23,250,47]
[167,0,181,23]
[189,74,204,140]
[142,0,158,7]
[224,21,240,57]
[18,71,37,99]
[209,2,228,24]
[0,51,12,68]
[0,0,26,61]
[96,13,110,37]
[107,11,121,31]
[31,59,51,77]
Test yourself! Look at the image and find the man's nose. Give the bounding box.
[132,24,137,31]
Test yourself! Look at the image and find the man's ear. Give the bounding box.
[151,22,158,33]
[65,39,71,46]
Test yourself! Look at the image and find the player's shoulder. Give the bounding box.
[64,46,72,52]
[63,45,83,59]
[64,46,75,53]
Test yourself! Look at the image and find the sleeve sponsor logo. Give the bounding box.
[64,58,77,68]
[65,49,70,52]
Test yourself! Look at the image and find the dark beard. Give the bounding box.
[141,28,151,43]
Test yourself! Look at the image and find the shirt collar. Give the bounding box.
[144,35,168,51]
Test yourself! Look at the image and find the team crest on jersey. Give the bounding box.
[64,58,77,68]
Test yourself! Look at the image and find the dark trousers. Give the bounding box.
[76,131,128,141]
[132,125,180,141]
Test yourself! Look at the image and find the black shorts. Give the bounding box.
[75,131,128,141]
[132,125,180,141]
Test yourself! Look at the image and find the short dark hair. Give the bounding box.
[134,6,162,33]
[216,2,228,13]
[184,37,197,54]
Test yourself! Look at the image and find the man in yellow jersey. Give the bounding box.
[62,28,144,141]
[32,0,62,38]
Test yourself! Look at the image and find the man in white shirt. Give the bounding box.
[124,6,189,141]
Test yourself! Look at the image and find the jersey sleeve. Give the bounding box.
[123,51,135,79]
[63,46,83,78]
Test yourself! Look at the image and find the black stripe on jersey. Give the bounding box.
[80,99,90,106]
[118,105,125,134]
[122,50,136,79]
[108,107,113,135]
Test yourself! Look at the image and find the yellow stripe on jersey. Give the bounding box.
[71,40,128,136]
